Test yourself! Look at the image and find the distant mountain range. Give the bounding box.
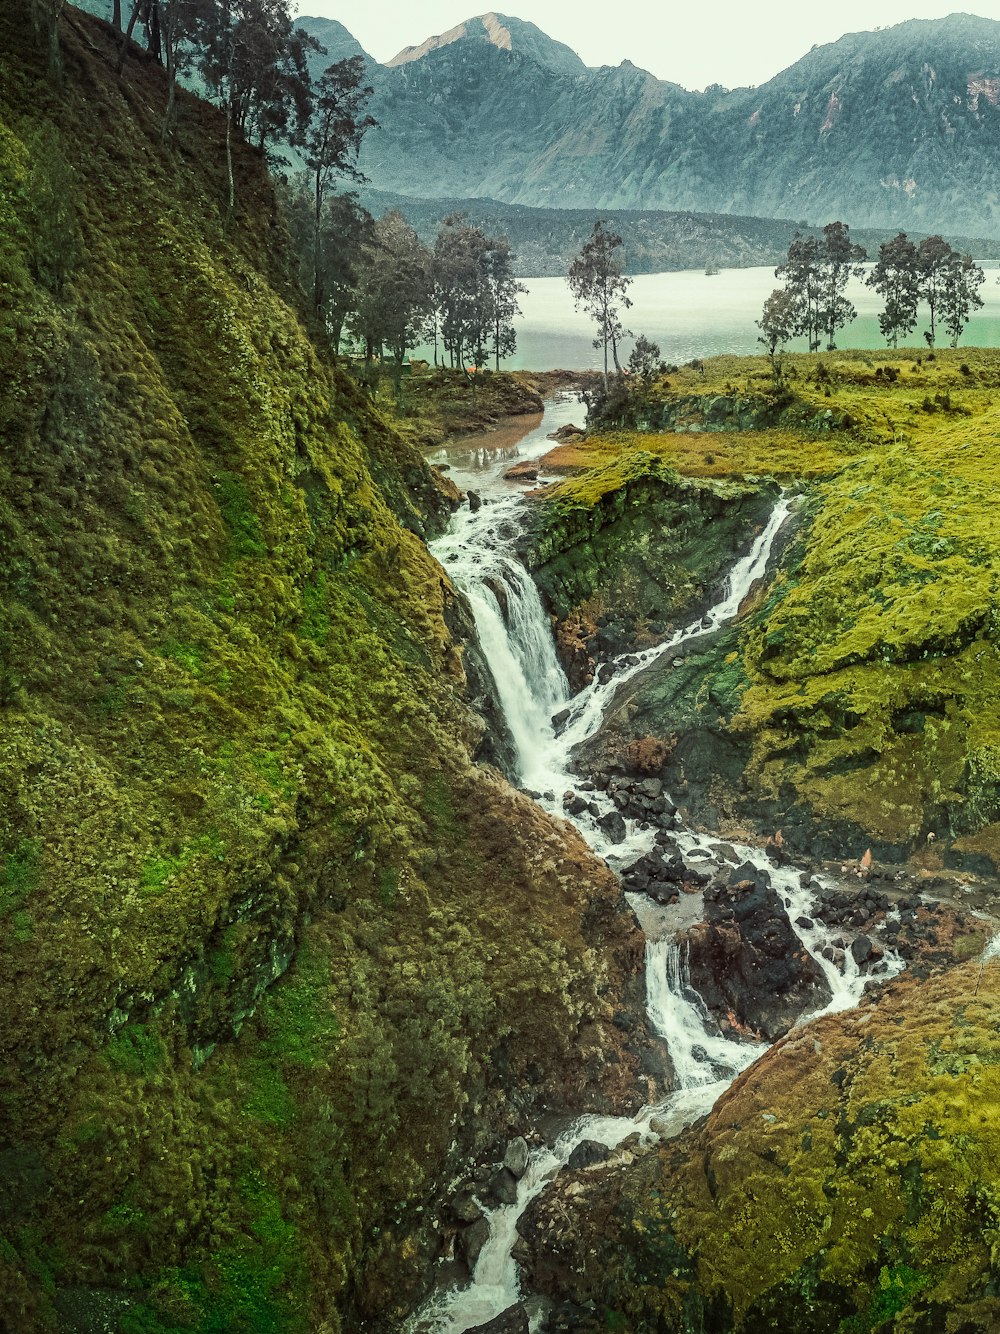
[71,4,1000,251]
[297,9,1000,239]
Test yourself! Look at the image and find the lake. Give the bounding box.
[460,265,1000,372]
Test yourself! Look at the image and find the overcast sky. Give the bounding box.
[294,2,987,89]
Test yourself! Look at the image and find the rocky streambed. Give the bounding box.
[408,399,999,1334]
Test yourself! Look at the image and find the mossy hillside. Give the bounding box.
[548,350,1000,856]
[523,452,778,633]
[0,10,645,1329]
[523,960,1000,1331]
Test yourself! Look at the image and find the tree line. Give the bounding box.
[286,199,526,393]
[29,0,526,384]
[758,223,986,373]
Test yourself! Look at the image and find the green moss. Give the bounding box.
[105,1024,165,1078]
[0,838,39,914]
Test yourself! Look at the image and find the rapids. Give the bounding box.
[408,397,902,1333]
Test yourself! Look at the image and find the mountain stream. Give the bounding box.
[407,397,903,1333]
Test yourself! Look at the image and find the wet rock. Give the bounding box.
[467,490,483,512]
[504,461,538,482]
[567,1139,611,1170]
[596,662,616,685]
[551,707,571,734]
[729,860,771,890]
[851,934,873,966]
[459,1216,492,1271]
[451,1191,484,1224]
[795,915,814,930]
[467,1307,530,1334]
[488,1167,520,1206]
[562,792,588,817]
[503,1136,530,1179]
[597,810,627,844]
[685,876,831,1039]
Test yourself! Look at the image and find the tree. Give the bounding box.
[433,215,492,373]
[30,0,67,75]
[916,235,957,347]
[775,233,822,352]
[627,335,664,385]
[480,238,526,371]
[197,0,316,210]
[939,250,984,347]
[756,287,798,382]
[304,57,376,322]
[567,220,633,387]
[866,232,920,348]
[350,211,434,397]
[816,221,866,350]
[283,184,373,351]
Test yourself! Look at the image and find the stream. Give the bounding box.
[407,397,903,1333]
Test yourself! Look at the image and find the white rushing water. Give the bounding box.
[408,397,902,1334]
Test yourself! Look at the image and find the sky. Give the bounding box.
[293,1,988,90]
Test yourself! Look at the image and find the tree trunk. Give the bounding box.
[147,0,162,63]
[312,171,323,326]
[225,96,235,215]
[117,0,142,73]
[611,333,622,375]
[161,20,176,143]
[112,0,122,28]
[603,334,609,390]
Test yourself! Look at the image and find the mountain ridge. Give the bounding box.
[293,8,1000,237]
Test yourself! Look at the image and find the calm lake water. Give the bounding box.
[455,265,1000,372]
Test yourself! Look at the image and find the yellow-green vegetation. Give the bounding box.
[538,349,1000,855]
[0,10,642,1330]
[548,961,1000,1331]
[379,363,548,449]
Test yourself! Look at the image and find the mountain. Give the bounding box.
[386,12,587,77]
[322,10,1000,237]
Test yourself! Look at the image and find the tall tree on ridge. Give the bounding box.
[940,250,985,347]
[567,220,633,387]
[481,236,526,372]
[304,56,376,323]
[816,221,867,351]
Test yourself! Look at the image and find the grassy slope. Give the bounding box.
[541,350,1000,856]
[0,11,643,1330]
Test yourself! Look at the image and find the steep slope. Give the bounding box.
[525,351,1000,868]
[349,12,1000,236]
[0,8,648,1330]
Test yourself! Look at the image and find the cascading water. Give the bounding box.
[408,397,903,1334]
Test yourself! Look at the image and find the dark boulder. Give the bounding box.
[597,810,627,844]
[468,490,483,512]
[467,1307,530,1334]
[459,1215,492,1270]
[685,876,831,1039]
[567,1139,612,1170]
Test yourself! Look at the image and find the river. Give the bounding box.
[406,399,904,1333]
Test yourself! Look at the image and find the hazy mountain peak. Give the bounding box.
[387,12,586,76]
[299,16,373,66]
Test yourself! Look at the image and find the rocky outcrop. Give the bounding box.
[684,866,831,1039]
[517,954,1000,1331]
[521,461,778,683]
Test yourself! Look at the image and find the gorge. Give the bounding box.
[6,4,1000,1333]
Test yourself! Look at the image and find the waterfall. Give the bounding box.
[408,397,903,1334]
